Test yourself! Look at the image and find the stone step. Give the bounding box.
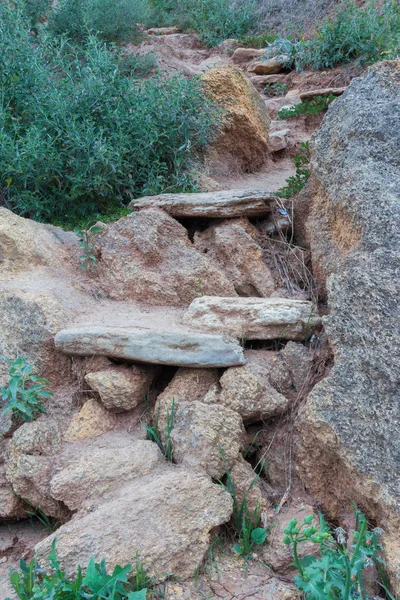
[128,189,275,218]
[54,327,245,368]
[183,297,321,341]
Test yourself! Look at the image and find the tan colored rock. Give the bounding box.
[64,399,118,442]
[157,368,219,404]
[202,67,270,175]
[0,464,25,518]
[51,439,163,510]
[85,365,153,412]
[155,397,244,479]
[203,350,290,422]
[248,56,288,75]
[194,220,275,297]
[299,87,346,100]
[93,208,236,305]
[147,26,181,35]
[269,129,289,152]
[232,47,266,63]
[129,189,275,218]
[184,297,321,341]
[36,469,233,579]
[249,73,287,91]
[229,455,269,514]
[281,341,315,395]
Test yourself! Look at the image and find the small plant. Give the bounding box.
[276,141,311,199]
[277,95,337,120]
[16,495,59,532]
[240,32,277,48]
[283,509,387,600]
[74,224,103,270]
[0,356,52,422]
[145,399,175,462]
[264,81,287,97]
[7,541,151,599]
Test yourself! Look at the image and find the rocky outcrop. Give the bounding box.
[296,60,400,591]
[36,470,233,579]
[93,208,236,305]
[202,67,270,175]
[85,365,153,412]
[55,326,245,367]
[129,189,275,218]
[184,297,321,340]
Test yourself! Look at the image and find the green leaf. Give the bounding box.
[233,543,243,555]
[251,528,267,545]
[127,590,147,600]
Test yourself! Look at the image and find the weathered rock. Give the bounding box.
[269,129,290,152]
[129,189,275,218]
[249,73,287,91]
[0,464,25,518]
[157,368,219,404]
[229,455,269,514]
[299,87,346,100]
[55,326,245,367]
[202,67,270,175]
[64,399,118,442]
[36,470,233,579]
[194,220,275,297]
[10,419,62,456]
[184,297,321,341]
[296,61,400,592]
[51,439,163,510]
[232,47,266,63]
[93,208,236,305]
[281,341,315,395]
[147,26,181,35]
[155,397,244,479]
[247,56,288,75]
[85,365,153,412]
[203,350,291,422]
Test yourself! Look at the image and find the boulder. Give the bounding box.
[0,464,25,518]
[295,61,400,591]
[55,327,245,368]
[155,397,244,479]
[269,129,290,152]
[36,470,233,579]
[51,439,163,510]
[93,208,236,305]
[194,220,275,297]
[202,67,270,175]
[129,189,275,218]
[299,87,346,100]
[157,368,219,404]
[64,399,118,442]
[202,350,290,422]
[232,47,266,63]
[280,341,315,395]
[247,56,288,75]
[85,365,154,412]
[184,297,321,341]
[229,455,269,514]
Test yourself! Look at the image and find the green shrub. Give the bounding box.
[7,541,151,599]
[266,0,400,70]
[276,141,311,199]
[49,0,150,43]
[0,356,52,423]
[0,6,220,224]
[277,94,337,119]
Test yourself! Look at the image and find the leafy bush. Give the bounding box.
[150,0,258,47]
[264,81,287,97]
[266,1,400,70]
[0,6,219,224]
[283,509,387,600]
[276,142,311,199]
[277,94,337,119]
[0,356,52,422]
[49,0,150,43]
[7,541,151,599]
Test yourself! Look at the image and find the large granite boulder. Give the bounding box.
[296,60,400,591]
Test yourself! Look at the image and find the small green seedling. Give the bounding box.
[74,224,103,270]
[276,141,311,199]
[145,399,175,462]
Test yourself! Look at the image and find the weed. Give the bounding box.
[145,399,175,461]
[264,82,287,97]
[7,540,151,599]
[0,356,52,423]
[283,509,387,600]
[278,95,336,120]
[74,224,103,270]
[276,141,311,199]
[16,495,59,532]
[239,32,277,48]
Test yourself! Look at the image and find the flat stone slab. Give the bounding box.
[54,327,245,368]
[128,189,275,218]
[184,297,321,341]
[299,87,346,101]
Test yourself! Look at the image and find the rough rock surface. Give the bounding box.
[184,297,321,340]
[0,465,25,518]
[93,208,236,305]
[156,367,219,404]
[247,56,288,75]
[64,399,118,442]
[202,67,270,175]
[229,455,269,514]
[36,470,233,579]
[203,350,290,422]
[85,365,153,411]
[296,60,400,590]
[55,326,245,367]
[129,189,275,218]
[232,47,266,63]
[194,220,275,297]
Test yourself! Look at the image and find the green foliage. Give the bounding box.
[49,0,150,43]
[74,224,103,270]
[277,95,337,119]
[150,0,257,47]
[283,509,386,600]
[145,399,175,462]
[0,356,52,423]
[16,495,59,532]
[6,541,151,599]
[266,1,400,70]
[276,142,311,199]
[117,52,157,78]
[264,81,287,97]
[239,32,277,49]
[0,5,219,224]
